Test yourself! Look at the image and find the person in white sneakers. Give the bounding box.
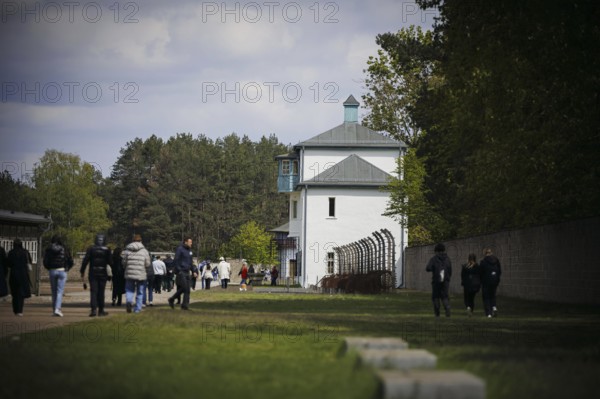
[217,257,231,289]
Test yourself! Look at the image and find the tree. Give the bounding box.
[361,25,440,146]
[0,171,37,212]
[33,150,111,251]
[103,133,289,256]
[384,149,447,245]
[366,0,600,241]
[229,220,277,266]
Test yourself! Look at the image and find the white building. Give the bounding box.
[274,95,407,288]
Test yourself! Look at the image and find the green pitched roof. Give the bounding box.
[295,122,406,149]
[299,154,393,187]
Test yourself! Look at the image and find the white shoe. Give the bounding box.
[54,309,63,317]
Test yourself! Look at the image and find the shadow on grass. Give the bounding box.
[1,290,599,399]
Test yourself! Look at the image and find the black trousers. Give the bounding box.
[170,273,191,309]
[89,277,108,311]
[463,288,479,310]
[482,283,498,316]
[153,275,163,293]
[431,281,450,316]
[221,278,229,289]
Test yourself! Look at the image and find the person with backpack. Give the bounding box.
[460,253,481,317]
[425,243,452,317]
[480,248,502,318]
[44,234,73,317]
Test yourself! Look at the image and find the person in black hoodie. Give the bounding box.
[111,247,126,306]
[461,253,481,317]
[0,245,8,298]
[425,243,452,317]
[80,234,112,317]
[480,248,502,318]
[7,239,32,316]
[43,235,73,317]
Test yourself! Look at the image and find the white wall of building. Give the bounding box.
[301,148,400,181]
[300,187,404,287]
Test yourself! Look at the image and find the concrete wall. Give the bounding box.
[404,217,600,305]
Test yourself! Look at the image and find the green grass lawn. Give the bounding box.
[1,290,599,399]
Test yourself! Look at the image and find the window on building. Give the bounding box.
[328,197,336,217]
[327,252,335,274]
[292,200,298,219]
[282,160,291,175]
[282,160,298,176]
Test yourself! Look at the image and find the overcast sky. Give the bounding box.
[0,0,436,179]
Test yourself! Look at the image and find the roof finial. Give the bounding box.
[343,95,359,123]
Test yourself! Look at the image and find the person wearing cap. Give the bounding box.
[217,256,231,289]
[122,234,151,314]
[425,243,452,317]
[168,237,197,310]
[81,234,113,317]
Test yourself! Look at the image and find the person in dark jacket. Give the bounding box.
[80,234,112,317]
[7,239,32,316]
[460,253,481,317]
[0,245,8,298]
[43,234,73,317]
[111,247,126,306]
[425,243,452,317]
[480,248,502,318]
[168,237,197,310]
[164,255,175,292]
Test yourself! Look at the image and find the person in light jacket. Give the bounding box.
[217,257,231,289]
[122,234,151,314]
[202,264,213,290]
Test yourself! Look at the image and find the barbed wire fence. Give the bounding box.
[320,228,396,294]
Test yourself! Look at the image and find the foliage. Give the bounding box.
[104,133,289,256]
[361,25,440,147]
[32,150,111,252]
[384,149,447,245]
[0,171,37,213]
[229,220,278,265]
[367,0,600,242]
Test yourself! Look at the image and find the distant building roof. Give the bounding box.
[343,94,360,106]
[299,154,393,187]
[294,122,406,149]
[274,152,299,160]
[0,209,51,225]
[269,222,290,233]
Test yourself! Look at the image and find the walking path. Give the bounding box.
[0,281,176,339]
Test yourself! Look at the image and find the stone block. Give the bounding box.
[359,349,436,370]
[377,369,486,399]
[344,336,409,352]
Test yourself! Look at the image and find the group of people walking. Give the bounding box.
[426,243,502,318]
